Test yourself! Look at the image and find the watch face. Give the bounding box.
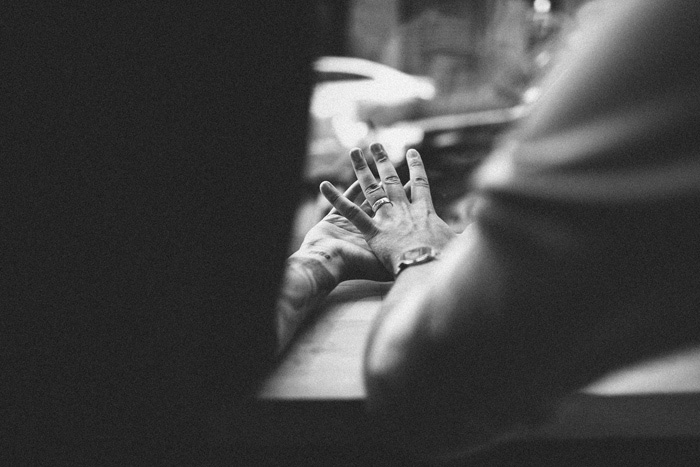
[403,246,431,261]
[395,247,438,276]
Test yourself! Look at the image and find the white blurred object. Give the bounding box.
[311,56,436,109]
[305,56,435,182]
[330,114,370,148]
[533,0,551,14]
[373,123,425,165]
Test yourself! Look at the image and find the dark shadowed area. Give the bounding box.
[1,3,312,464]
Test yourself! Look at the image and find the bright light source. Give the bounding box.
[534,0,551,14]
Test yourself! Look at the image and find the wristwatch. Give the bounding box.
[394,246,439,277]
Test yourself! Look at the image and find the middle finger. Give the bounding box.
[350,148,387,206]
[369,143,407,202]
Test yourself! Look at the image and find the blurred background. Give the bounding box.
[290,0,604,251]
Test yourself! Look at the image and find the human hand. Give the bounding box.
[294,181,392,284]
[319,143,456,276]
[278,182,391,353]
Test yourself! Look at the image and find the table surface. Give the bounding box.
[258,279,700,440]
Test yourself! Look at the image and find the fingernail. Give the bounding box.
[370,143,384,154]
[350,148,363,162]
[407,149,418,158]
[319,181,337,199]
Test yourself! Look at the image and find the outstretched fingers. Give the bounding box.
[320,181,375,234]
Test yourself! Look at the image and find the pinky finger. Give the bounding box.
[320,181,375,234]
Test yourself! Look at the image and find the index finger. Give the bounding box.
[328,180,364,216]
[320,181,376,235]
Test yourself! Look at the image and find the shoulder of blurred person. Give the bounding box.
[470,0,700,336]
[474,0,700,204]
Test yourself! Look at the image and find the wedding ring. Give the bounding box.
[371,197,392,212]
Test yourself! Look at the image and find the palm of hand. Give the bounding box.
[301,212,392,282]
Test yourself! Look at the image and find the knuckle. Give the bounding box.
[413,176,429,187]
[365,183,382,194]
[409,159,424,168]
[383,175,401,185]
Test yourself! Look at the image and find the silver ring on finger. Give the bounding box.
[371,196,392,212]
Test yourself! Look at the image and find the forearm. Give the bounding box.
[275,251,341,353]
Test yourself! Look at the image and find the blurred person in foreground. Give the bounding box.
[276,0,700,459]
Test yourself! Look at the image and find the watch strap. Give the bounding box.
[394,246,439,277]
